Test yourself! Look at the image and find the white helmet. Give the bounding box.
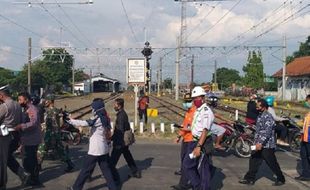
[191,86,206,98]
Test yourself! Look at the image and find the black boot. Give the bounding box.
[17,167,30,187]
[64,160,74,173]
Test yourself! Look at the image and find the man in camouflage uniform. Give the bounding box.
[37,94,74,172]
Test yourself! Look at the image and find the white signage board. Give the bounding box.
[127,58,146,85]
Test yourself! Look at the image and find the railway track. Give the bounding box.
[149,95,185,123]
[69,93,122,119]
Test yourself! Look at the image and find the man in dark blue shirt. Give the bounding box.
[239,99,285,186]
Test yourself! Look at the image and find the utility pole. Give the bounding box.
[191,54,194,85]
[157,57,163,96]
[282,35,287,101]
[176,37,180,101]
[27,37,31,94]
[89,68,92,93]
[72,57,75,95]
[214,60,217,84]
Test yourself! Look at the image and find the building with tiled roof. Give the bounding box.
[273,56,310,101]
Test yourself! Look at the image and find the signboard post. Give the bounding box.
[127,58,146,127]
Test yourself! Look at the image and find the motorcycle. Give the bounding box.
[277,114,302,153]
[218,121,254,158]
[61,110,82,146]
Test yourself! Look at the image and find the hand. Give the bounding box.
[174,138,180,144]
[193,147,201,158]
[105,129,112,140]
[256,143,262,151]
[14,124,23,131]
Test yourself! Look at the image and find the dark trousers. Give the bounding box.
[179,141,190,186]
[110,146,137,182]
[0,136,11,188]
[183,142,199,188]
[244,148,285,182]
[275,123,287,140]
[138,109,148,124]
[300,142,310,177]
[23,145,39,182]
[7,132,21,175]
[73,154,116,190]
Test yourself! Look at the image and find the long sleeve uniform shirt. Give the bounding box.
[0,99,22,135]
[179,106,195,142]
[191,103,214,140]
[20,103,42,146]
[69,116,110,156]
[255,111,276,149]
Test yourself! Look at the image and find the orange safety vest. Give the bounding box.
[302,112,310,143]
[179,106,195,142]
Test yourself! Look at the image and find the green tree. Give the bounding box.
[242,51,264,89]
[213,67,241,90]
[286,36,310,63]
[13,48,75,93]
[0,67,15,86]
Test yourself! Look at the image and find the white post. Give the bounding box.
[151,123,155,133]
[282,35,287,101]
[130,122,134,132]
[139,122,144,134]
[170,123,175,133]
[235,110,239,121]
[160,123,165,133]
[134,85,139,127]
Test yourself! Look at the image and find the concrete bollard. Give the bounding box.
[130,122,134,132]
[235,110,239,121]
[170,124,175,133]
[151,123,155,133]
[160,123,165,133]
[139,122,144,134]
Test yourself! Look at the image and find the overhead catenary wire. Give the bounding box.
[34,0,95,54]
[120,0,139,44]
[189,0,244,45]
[53,0,97,48]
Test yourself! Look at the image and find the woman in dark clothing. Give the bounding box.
[246,94,259,125]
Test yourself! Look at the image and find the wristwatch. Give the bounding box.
[196,143,202,148]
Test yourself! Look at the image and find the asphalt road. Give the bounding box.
[6,138,310,190]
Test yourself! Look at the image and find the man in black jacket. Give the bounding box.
[110,98,141,185]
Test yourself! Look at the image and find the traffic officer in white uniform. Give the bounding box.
[182,86,214,190]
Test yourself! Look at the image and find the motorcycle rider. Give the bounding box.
[295,94,310,181]
[265,96,289,146]
[246,94,259,125]
[37,94,74,172]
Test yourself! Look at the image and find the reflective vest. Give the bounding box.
[302,112,310,143]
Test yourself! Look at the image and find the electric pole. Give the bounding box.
[27,37,32,94]
[282,35,287,101]
[191,54,194,85]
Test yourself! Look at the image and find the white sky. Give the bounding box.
[0,0,309,84]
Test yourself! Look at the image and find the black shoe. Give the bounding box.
[174,170,182,175]
[238,179,255,185]
[131,170,141,178]
[273,180,285,186]
[295,176,310,181]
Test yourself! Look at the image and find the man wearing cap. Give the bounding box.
[182,86,214,190]
[171,92,195,190]
[0,86,30,189]
[37,94,74,172]
[67,99,116,190]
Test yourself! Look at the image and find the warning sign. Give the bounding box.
[147,108,158,117]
